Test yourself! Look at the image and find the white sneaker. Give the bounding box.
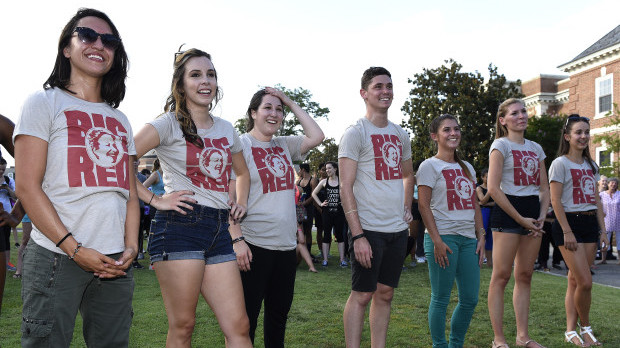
[416,256,426,264]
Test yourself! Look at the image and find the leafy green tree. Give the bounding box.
[526,114,567,169]
[234,84,329,135]
[305,137,338,173]
[401,59,522,175]
[593,104,620,177]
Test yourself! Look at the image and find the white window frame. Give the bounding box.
[596,145,614,169]
[595,73,613,119]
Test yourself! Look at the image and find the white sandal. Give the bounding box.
[564,331,584,346]
[579,325,602,346]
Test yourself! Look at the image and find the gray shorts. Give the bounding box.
[21,241,134,348]
[349,229,408,292]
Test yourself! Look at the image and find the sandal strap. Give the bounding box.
[579,325,600,343]
[565,331,584,345]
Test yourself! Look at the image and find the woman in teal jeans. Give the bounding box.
[417,114,486,347]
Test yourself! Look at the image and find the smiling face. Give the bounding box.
[63,16,115,80]
[251,94,284,138]
[564,120,590,152]
[360,75,393,111]
[182,56,217,112]
[431,118,461,151]
[499,102,528,133]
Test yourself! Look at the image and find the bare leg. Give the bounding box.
[297,243,317,272]
[155,259,205,348]
[513,235,541,344]
[322,243,330,263]
[338,242,346,263]
[343,290,373,348]
[369,283,394,348]
[201,261,253,347]
[488,232,520,345]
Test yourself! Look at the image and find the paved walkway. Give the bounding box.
[536,247,620,288]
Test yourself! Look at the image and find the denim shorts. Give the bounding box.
[148,203,235,265]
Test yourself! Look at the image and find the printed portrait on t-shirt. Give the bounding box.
[187,137,232,192]
[265,154,288,178]
[85,128,123,168]
[441,168,474,211]
[65,110,130,189]
[251,146,295,194]
[199,147,227,179]
[371,134,403,180]
[570,168,596,204]
[512,150,540,186]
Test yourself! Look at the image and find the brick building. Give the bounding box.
[522,25,620,170]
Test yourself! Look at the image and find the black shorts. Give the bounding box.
[411,201,421,221]
[490,195,540,235]
[1,225,10,251]
[552,212,600,246]
[349,229,408,292]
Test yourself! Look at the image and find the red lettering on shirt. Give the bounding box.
[65,110,130,189]
[442,168,475,211]
[570,168,596,204]
[186,137,232,192]
[371,134,403,180]
[251,146,294,193]
[512,150,540,186]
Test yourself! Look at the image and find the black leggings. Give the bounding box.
[241,242,297,348]
[322,211,345,243]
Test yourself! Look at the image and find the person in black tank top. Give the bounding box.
[312,161,347,267]
[297,163,315,256]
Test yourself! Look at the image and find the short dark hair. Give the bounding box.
[299,163,310,173]
[0,157,6,165]
[361,67,391,90]
[44,8,128,108]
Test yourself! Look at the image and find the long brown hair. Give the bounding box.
[557,114,597,174]
[495,98,525,139]
[429,114,473,180]
[164,48,222,148]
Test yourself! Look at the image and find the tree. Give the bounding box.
[401,59,522,176]
[234,84,330,135]
[305,137,339,172]
[593,103,620,177]
[525,114,567,170]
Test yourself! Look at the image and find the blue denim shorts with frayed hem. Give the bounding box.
[148,203,235,265]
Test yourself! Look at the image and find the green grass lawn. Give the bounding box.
[2,243,619,347]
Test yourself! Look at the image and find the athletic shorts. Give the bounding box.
[349,229,408,292]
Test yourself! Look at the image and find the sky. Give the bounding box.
[1,0,619,167]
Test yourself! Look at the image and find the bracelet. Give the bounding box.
[345,209,358,215]
[69,242,82,260]
[231,236,245,244]
[478,228,486,237]
[55,232,73,248]
[351,233,366,242]
[148,193,155,205]
[563,231,572,235]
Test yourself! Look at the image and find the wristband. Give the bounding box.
[69,242,82,260]
[56,232,73,248]
[478,228,486,237]
[148,193,155,205]
[231,236,245,244]
[351,233,366,242]
[345,209,358,215]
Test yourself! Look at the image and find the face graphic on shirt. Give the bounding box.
[581,176,595,196]
[522,156,538,177]
[85,128,123,168]
[371,134,403,180]
[455,176,474,200]
[441,168,474,211]
[66,110,130,189]
[512,150,540,186]
[266,154,288,178]
[200,148,227,179]
[569,168,596,205]
[187,137,232,192]
[382,143,400,168]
